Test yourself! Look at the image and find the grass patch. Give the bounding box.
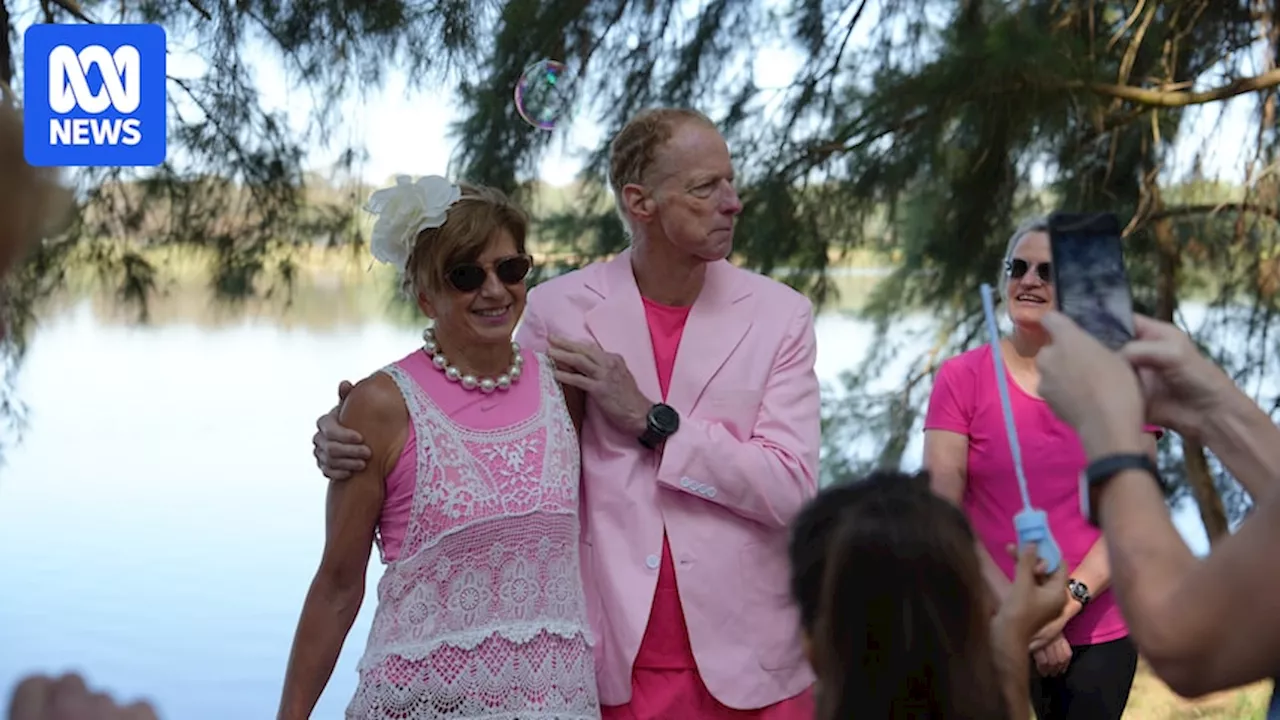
[1123,658,1272,719]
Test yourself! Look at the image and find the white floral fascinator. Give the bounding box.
[365,174,463,268]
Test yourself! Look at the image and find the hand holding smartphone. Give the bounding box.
[1047,211,1136,351]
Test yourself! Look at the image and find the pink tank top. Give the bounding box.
[374,347,545,562]
[347,347,599,719]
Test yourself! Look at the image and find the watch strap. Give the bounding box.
[639,426,663,449]
[1084,452,1162,526]
[1085,453,1161,490]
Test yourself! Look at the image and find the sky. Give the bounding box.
[233,34,805,189]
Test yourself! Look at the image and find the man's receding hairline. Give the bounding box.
[645,119,727,185]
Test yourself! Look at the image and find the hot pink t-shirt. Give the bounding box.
[924,344,1158,647]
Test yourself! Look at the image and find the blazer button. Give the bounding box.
[645,554,660,569]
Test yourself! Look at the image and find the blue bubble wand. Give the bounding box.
[979,283,1061,573]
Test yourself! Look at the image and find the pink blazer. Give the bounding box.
[515,250,820,709]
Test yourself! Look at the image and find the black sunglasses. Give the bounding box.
[1005,258,1053,283]
[446,254,533,293]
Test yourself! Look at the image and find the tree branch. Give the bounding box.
[184,0,212,22]
[1149,202,1280,223]
[49,0,93,24]
[789,109,928,175]
[1077,69,1280,108]
[1185,438,1230,542]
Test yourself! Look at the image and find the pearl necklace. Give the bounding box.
[422,327,523,393]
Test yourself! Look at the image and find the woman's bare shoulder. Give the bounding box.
[340,372,409,429]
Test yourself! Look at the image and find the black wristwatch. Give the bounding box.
[1080,453,1162,526]
[639,403,680,449]
[1068,578,1091,608]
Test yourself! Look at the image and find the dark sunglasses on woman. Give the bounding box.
[447,254,533,293]
[1005,257,1053,283]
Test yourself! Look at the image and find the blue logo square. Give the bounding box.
[23,24,167,167]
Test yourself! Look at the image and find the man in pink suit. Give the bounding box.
[312,107,819,717]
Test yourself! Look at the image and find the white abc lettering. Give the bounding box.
[49,118,143,146]
[47,44,141,115]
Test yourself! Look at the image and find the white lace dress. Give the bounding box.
[345,353,599,719]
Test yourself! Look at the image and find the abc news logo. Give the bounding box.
[24,24,166,167]
[48,44,143,147]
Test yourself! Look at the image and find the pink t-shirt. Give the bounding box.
[924,344,1158,647]
[375,346,544,562]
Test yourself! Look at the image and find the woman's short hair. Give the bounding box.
[403,183,528,297]
[997,216,1050,288]
[607,108,715,233]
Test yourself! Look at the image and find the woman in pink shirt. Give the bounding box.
[923,217,1159,720]
[277,176,599,720]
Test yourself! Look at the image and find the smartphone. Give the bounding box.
[1047,211,1136,351]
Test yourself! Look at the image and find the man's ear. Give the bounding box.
[621,184,654,225]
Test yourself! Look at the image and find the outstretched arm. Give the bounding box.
[279,374,406,720]
[1195,389,1280,503]
[1090,428,1280,698]
[1027,431,1158,652]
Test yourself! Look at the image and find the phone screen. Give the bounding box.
[1048,212,1135,351]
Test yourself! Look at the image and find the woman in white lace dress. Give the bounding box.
[277,176,599,720]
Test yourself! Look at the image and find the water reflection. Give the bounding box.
[0,304,409,718]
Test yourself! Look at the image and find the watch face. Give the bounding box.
[649,403,680,433]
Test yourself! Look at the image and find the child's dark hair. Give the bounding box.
[788,470,1012,720]
[788,478,866,636]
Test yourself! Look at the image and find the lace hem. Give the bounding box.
[363,516,593,656]
[357,621,595,671]
[348,630,600,720]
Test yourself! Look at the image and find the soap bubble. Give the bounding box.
[514,59,573,131]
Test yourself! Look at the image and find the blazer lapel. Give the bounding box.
[583,250,663,403]
[666,260,754,413]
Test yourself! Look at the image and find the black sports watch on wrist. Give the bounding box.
[1080,452,1162,526]
[639,403,680,449]
[1068,578,1091,608]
